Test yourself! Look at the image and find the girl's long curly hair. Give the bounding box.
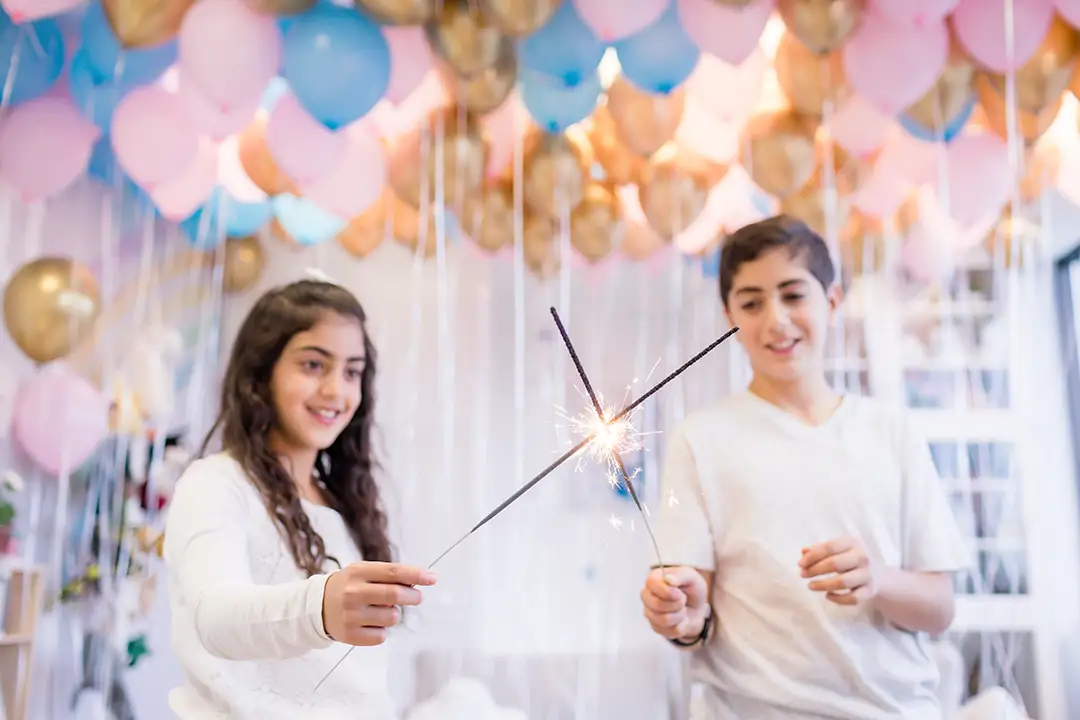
[200,279,392,575]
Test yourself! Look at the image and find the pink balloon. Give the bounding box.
[932,131,1011,227]
[843,9,948,114]
[13,364,109,476]
[301,123,386,219]
[675,98,740,164]
[952,0,1055,73]
[676,0,773,66]
[480,92,527,178]
[572,0,667,41]
[179,73,259,140]
[1057,0,1080,29]
[0,97,98,202]
[826,95,891,157]
[852,163,908,218]
[151,137,220,221]
[684,50,765,122]
[266,91,348,185]
[874,0,957,25]
[112,86,200,189]
[1,0,81,22]
[217,135,267,203]
[179,0,280,110]
[384,26,433,104]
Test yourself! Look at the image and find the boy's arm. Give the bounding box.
[874,568,955,635]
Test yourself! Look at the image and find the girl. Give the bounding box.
[164,279,435,719]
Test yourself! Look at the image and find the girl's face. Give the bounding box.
[268,312,367,454]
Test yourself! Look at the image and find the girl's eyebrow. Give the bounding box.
[296,345,366,364]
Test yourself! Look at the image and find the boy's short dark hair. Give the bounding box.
[718,215,836,306]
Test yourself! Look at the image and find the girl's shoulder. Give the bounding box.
[173,452,261,508]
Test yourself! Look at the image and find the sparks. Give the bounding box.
[608,514,624,530]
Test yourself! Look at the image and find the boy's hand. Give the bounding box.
[799,537,881,606]
[641,566,709,640]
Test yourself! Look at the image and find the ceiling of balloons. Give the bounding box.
[0,0,1076,284]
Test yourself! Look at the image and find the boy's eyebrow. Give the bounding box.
[733,278,807,296]
[296,345,366,363]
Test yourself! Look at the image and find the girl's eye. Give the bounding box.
[346,368,363,381]
[302,360,324,372]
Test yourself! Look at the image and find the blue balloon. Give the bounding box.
[701,246,721,279]
[521,68,602,132]
[898,96,974,144]
[218,189,273,238]
[0,16,65,105]
[80,1,175,86]
[273,194,345,245]
[70,51,132,130]
[614,6,699,94]
[87,134,119,184]
[282,6,390,129]
[519,1,605,87]
[180,204,227,250]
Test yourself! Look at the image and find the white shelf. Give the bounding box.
[952,595,1036,633]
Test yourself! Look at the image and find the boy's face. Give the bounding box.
[723,248,841,384]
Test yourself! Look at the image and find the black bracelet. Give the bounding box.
[669,607,712,648]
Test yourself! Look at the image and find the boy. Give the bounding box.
[640,216,971,719]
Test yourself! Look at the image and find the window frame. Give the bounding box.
[1055,243,1080,509]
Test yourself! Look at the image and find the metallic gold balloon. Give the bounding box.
[904,38,975,136]
[780,185,848,238]
[523,132,591,217]
[388,107,488,209]
[839,212,886,275]
[740,110,819,198]
[239,119,297,196]
[522,214,560,279]
[621,220,666,260]
[3,257,100,364]
[570,183,623,262]
[774,32,848,116]
[102,0,195,48]
[221,236,266,294]
[245,0,315,14]
[481,0,561,36]
[638,146,723,238]
[986,15,1079,115]
[336,195,388,258]
[974,74,1061,146]
[389,193,445,258]
[605,76,686,156]
[776,0,865,55]
[438,43,517,114]
[427,0,508,78]
[588,105,647,186]
[461,181,515,253]
[811,142,873,197]
[356,0,436,24]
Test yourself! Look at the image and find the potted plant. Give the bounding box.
[0,471,23,556]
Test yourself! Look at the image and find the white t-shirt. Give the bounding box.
[656,392,972,720]
[163,453,396,719]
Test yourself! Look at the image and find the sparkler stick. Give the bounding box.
[548,307,665,567]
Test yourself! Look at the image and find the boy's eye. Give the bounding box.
[740,300,761,311]
[783,293,805,303]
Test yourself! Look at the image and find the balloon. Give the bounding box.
[637,147,719,238]
[519,0,605,86]
[81,1,177,86]
[221,235,266,293]
[523,131,591,217]
[522,213,560,278]
[774,31,846,116]
[69,52,128,131]
[178,0,281,110]
[283,5,391,129]
[427,0,507,78]
[13,364,110,476]
[356,0,436,24]
[102,0,196,48]
[3,257,100,364]
[180,200,228,249]
[826,94,891,157]
[606,75,685,156]
[336,192,388,258]
[588,105,647,185]
[439,43,517,114]
[266,91,349,185]
[685,49,767,122]
[902,38,975,138]
[300,123,386,220]
[273,193,347,245]
[268,217,304,250]
[482,0,561,37]
[739,110,818,198]
[873,0,956,25]
[932,130,1011,227]
[0,16,65,105]
[570,182,623,262]
[461,181,514,253]
[776,0,865,54]
[675,0,774,66]
[245,0,314,13]
[899,96,973,143]
[974,74,1061,146]
[838,211,885,275]
[178,72,260,140]
[150,137,219,220]
[238,118,297,195]
[779,184,848,238]
[613,5,701,94]
[0,97,99,202]
[111,85,200,189]
[388,108,488,209]
[951,0,1055,73]
[389,192,439,255]
[521,66,602,132]
[572,0,668,42]
[2,0,81,22]
[983,14,1079,114]
[384,26,433,104]
[480,92,528,178]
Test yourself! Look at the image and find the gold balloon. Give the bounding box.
[239,120,297,196]
[740,110,819,198]
[336,195,388,258]
[638,146,722,238]
[904,38,975,136]
[811,142,873,196]
[1020,144,1059,203]
[621,220,666,260]
[389,193,445,258]
[588,105,647,186]
[774,32,847,116]
[523,132,591,217]
[522,214,560,279]
[3,257,100,364]
[245,0,314,14]
[987,15,1079,115]
[102,0,195,48]
[481,0,561,36]
[776,0,865,55]
[427,0,508,78]
[605,76,686,156]
[221,236,266,294]
[570,183,624,262]
[461,182,515,253]
[388,107,488,209]
[780,185,849,238]
[974,74,1062,146]
[439,43,517,114]
[985,208,1038,269]
[356,0,436,24]
[839,212,886,275]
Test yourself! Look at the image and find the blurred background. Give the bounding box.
[0,0,1079,718]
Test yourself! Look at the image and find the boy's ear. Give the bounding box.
[827,283,843,312]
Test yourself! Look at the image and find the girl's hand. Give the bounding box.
[641,566,709,640]
[322,562,436,646]
[800,537,880,606]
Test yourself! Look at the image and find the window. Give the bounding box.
[1055,244,1080,515]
